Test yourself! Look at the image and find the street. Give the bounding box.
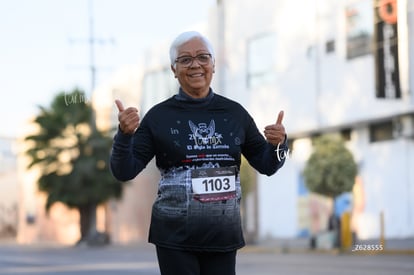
[0,242,413,275]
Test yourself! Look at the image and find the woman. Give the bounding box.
[110,31,287,275]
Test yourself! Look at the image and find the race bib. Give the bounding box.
[191,167,236,202]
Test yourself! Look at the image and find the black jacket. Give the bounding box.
[110,89,287,252]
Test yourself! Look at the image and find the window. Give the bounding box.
[369,121,393,142]
[326,40,335,53]
[345,1,374,59]
[246,33,277,89]
[340,128,352,141]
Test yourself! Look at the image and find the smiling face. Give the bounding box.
[171,38,215,98]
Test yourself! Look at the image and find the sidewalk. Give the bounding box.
[242,237,414,255]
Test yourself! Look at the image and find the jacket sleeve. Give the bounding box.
[241,116,288,176]
[110,122,155,182]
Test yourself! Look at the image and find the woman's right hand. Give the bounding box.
[115,99,140,135]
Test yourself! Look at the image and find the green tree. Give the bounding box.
[25,89,122,245]
[303,135,357,198]
[303,134,357,247]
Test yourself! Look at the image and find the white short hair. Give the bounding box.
[169,31,215,67]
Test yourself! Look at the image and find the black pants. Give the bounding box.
[156,246,237,275]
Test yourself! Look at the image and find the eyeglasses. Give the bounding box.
[174,53,212,67]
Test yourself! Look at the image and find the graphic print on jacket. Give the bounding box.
[188,119,221,147]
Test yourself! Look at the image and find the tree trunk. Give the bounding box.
[78,203,97,244]
[79,204,90,242]
[78,202,109,246]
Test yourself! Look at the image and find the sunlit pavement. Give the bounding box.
[0,242,413,275]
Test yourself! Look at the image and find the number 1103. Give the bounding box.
[202,178,231,192]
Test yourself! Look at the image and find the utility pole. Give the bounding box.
[89,0,96,94]
[69,0,115,98]
[87,0,116,94]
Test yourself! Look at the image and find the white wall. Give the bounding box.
[354,130,414,239]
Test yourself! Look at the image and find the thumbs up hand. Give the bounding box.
[264,111,286,146]
[115,99,140,135]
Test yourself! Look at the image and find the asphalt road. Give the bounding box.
[0,242,413,275]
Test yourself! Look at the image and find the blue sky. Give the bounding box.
[0,0,215,138]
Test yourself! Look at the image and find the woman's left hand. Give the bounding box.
[264,110,286,146]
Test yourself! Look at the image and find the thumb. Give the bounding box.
[115,99,125,112]
[276,110,284,125]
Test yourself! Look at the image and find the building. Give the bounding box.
[210,0,414,241]
[0,136,19,239]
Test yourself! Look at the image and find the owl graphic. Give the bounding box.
[188,120,215,145]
